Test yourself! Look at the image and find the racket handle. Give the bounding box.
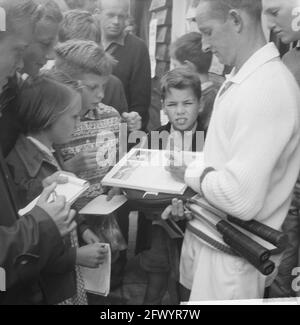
[217,220,271,265]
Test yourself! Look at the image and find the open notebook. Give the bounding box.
[80,243,111,296]
[18,173,90,217]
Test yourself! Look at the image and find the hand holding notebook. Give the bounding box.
[18,172,90,216]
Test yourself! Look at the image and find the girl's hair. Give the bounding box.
[161,67,202,101]
[54,39,116,78]
[18,76,79,134]
[59,9,101,43]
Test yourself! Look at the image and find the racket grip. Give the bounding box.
[217,220,271,265]
[222,234,275,275]
[227,216,288,250]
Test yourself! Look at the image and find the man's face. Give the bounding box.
[80,73,109,114]
[23,19,59,78]
[0,23,33,92]
[263,0,300,44]
[196,1,237,66]
[99,0,129,39]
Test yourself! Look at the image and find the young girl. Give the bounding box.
[6,77,107,305]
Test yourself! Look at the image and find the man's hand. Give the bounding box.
[106,187,122,201]
[37,183,77,237]
[161,199,193,222]
[165,153,187,183]
[122,112,142,131]
[64,149,98,174]
[76,243,108,268]
[42,171,75,189]
[82,229,100,244]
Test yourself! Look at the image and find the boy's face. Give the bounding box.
[163,87,200,132]
[80,73,109,115]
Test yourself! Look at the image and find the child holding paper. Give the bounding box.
[137,68,204,304]
[6,77,108,305]
[46,40,129,260]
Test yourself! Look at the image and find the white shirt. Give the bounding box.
[185,42,300,231]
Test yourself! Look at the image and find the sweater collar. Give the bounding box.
[226,42,280,85]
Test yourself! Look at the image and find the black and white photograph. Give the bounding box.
[0,0,300,313]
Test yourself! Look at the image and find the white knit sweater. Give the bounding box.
[185,43,300,231]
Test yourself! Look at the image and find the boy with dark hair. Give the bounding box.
[138,67,203,305]
[170,32,222,133]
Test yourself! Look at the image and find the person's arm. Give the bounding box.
[129,40,151,131]
[0,206,70,289]
[185,79,300,221]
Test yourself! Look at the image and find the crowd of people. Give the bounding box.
[0,0,300,305]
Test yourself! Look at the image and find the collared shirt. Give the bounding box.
[186,42,300,235]
[103,32,126,54]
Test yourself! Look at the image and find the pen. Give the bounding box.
[51,190,57,203]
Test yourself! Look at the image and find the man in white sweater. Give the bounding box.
[165,0,300,301]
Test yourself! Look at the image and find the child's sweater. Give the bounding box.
[58,103,121,209]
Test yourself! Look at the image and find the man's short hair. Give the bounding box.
[0,0,41,37]
[170,32,213,75]
[161,67,202,102]
[97,0,130,13]
[59,9,101,43]
[55,39,115,77]
[200,0,262,21]
[35,0,63,24]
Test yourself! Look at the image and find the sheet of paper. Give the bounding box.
[18,173,89,217]
[79,195,128,215]
[80,244,111,296]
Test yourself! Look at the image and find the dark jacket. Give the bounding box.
[146,121,205,152]
[0,77,22,158]
[0,141,76,304]
[4,135,84,304]
[106,33,151,131]
[102,75,128,115]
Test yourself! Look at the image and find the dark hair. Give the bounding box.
[170,32,213,74]
[200,0,262,21]
[0,0,41,38]
[161,67,202,102]
[18,76,79,133]
[59,9,101,43]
